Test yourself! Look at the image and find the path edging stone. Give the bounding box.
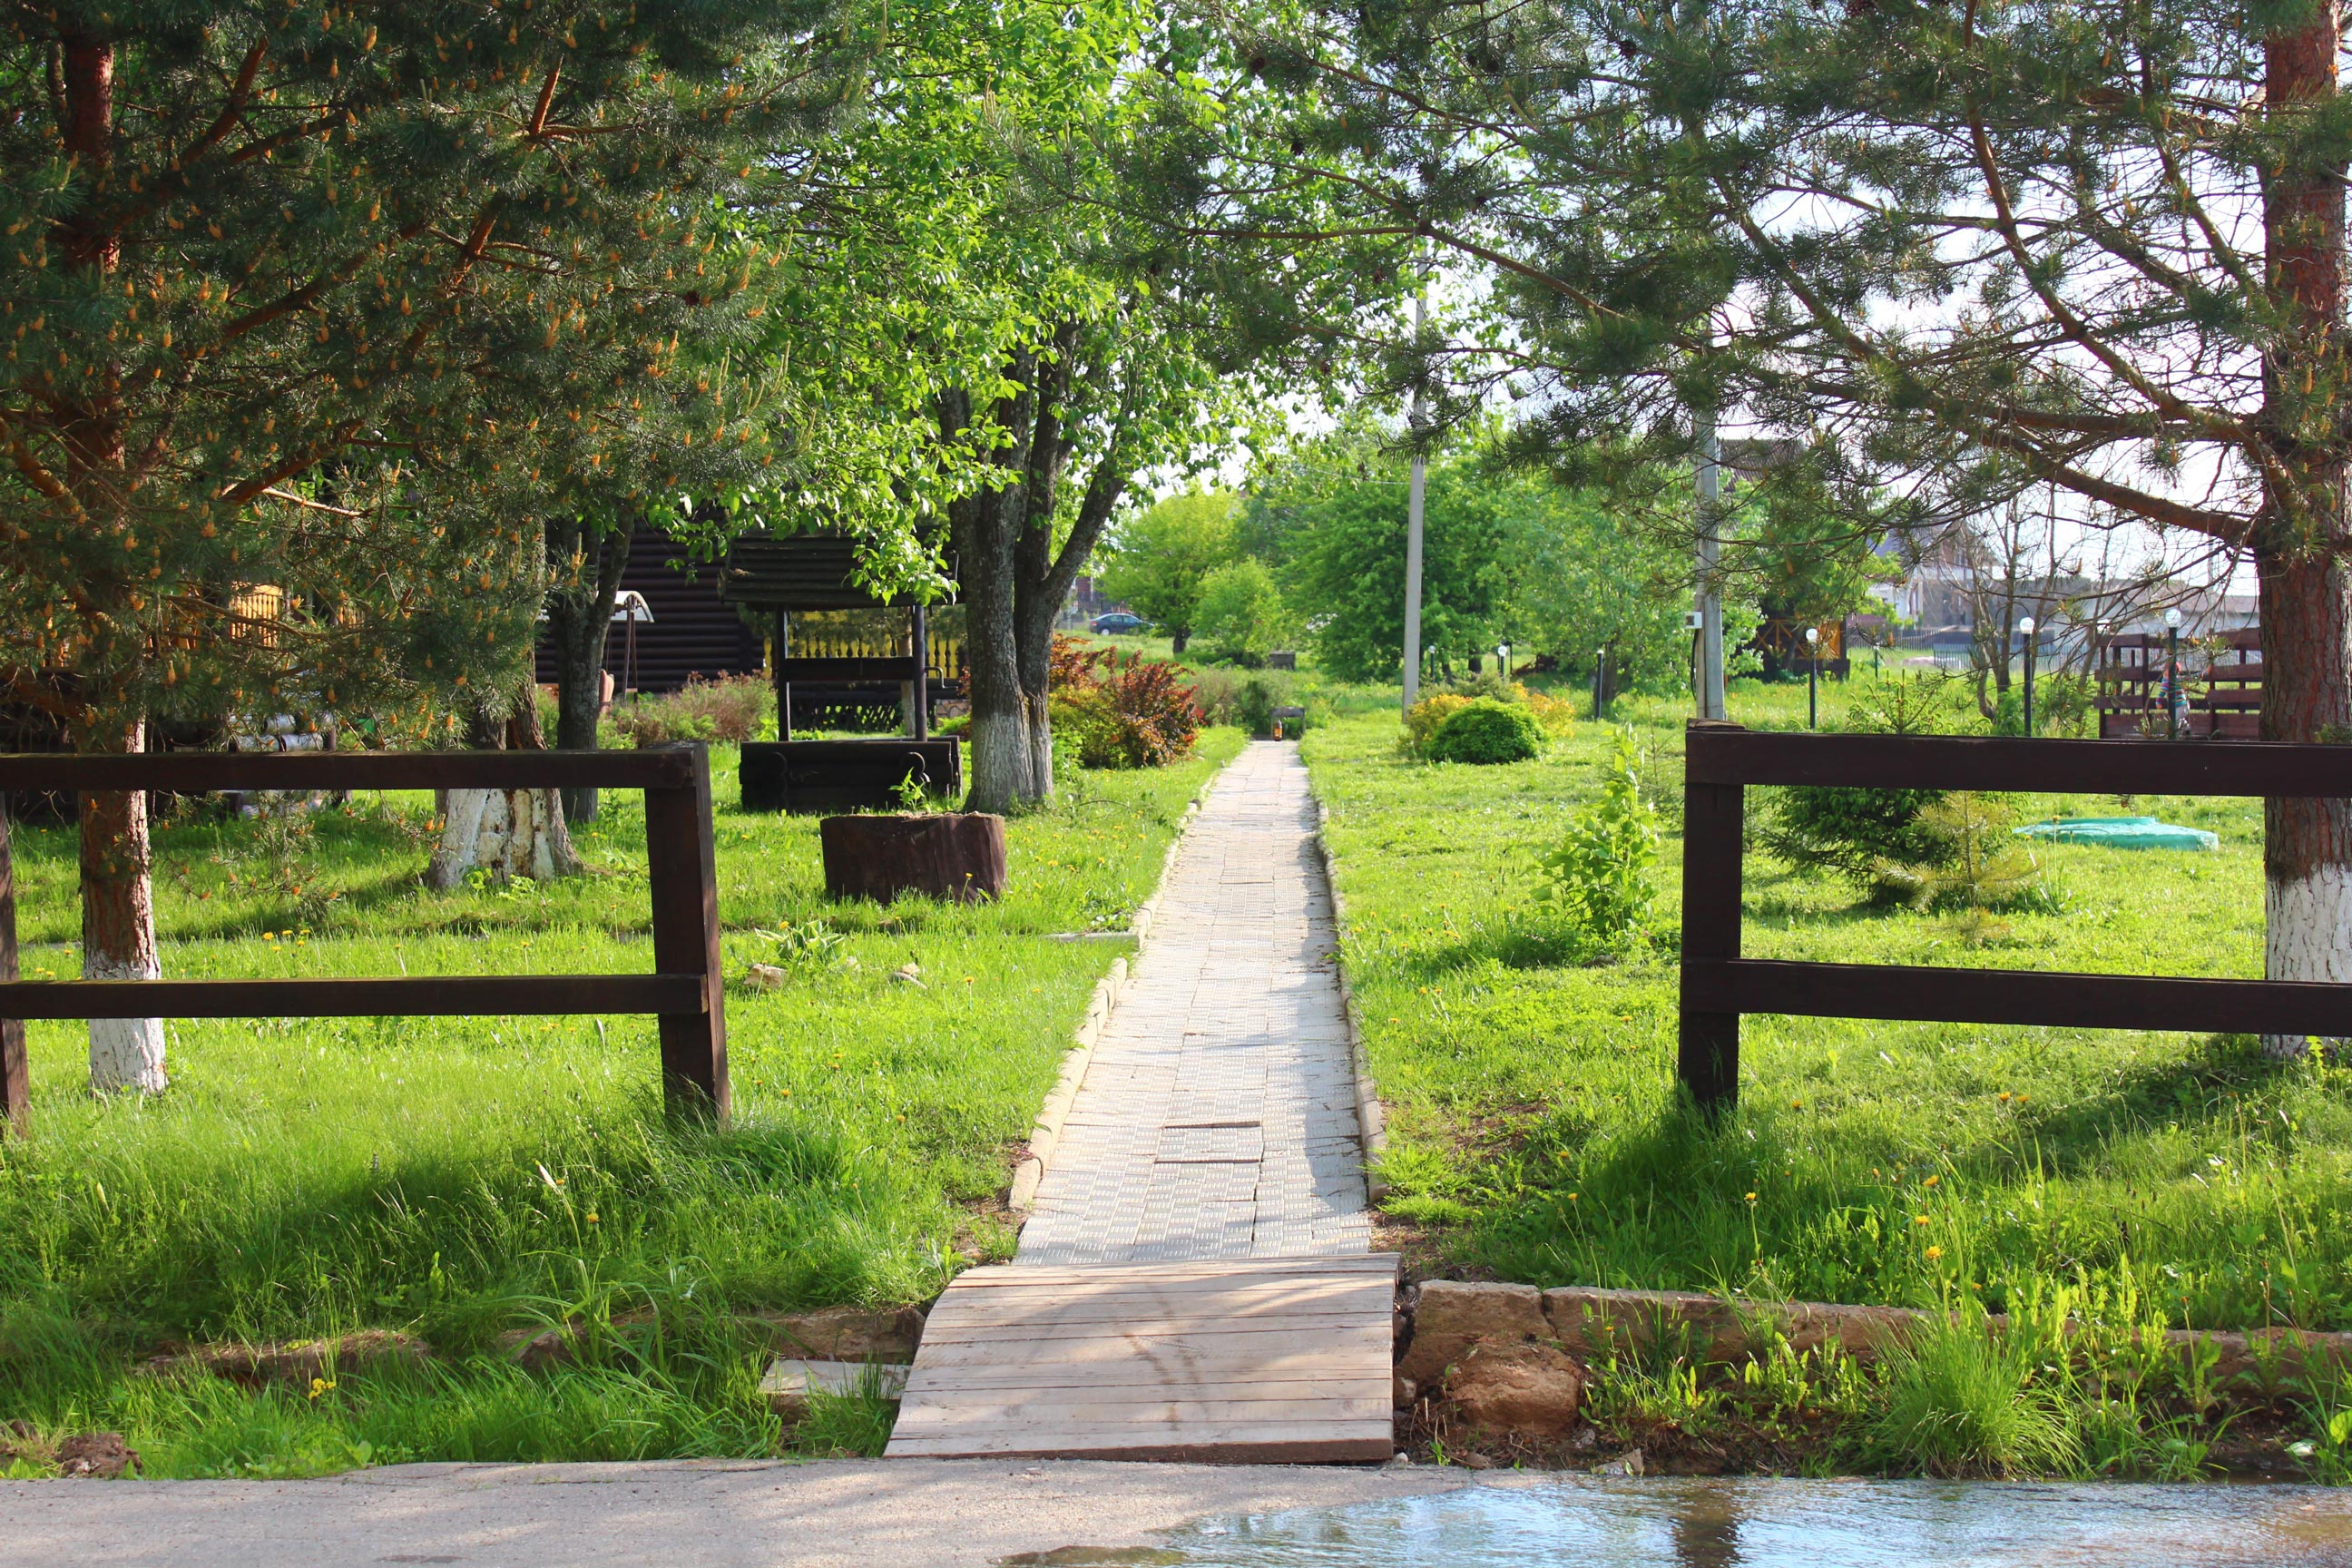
[1006,773,1217,1214]
[1315,796,1389,1200]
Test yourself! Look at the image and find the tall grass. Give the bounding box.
[1301,683,2352,1332]
[0,732,1242,1472]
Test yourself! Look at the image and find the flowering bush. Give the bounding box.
[1051,652,1201,769]
[1398,693,1475,757]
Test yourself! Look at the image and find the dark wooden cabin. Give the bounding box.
[532,527,763,697]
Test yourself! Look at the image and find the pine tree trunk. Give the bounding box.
[426,684,578,889]
[79,718,165,1094]
[2258,543,2352,1057]
[2259,5,2352,1058]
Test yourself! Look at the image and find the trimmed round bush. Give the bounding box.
[1426,698,1544,765]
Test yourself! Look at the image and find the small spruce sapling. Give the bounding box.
[1536,728,1661,956]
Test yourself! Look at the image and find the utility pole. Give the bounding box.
[1694,407,1727,721]
[1401,289,1427,712]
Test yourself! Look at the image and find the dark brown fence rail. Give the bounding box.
[1678,723,2352,1110]
[0,744,726,1136]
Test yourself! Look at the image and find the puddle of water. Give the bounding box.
[1161,1477,2352,1568]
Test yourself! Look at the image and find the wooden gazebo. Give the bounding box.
[719,534,960,812]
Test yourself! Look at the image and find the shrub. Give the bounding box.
[1522,688,1578,738]
[607,673,772,747]
[1233,673,1304,738]
[1048,632,1109,693]
[1399,694,1475,758]
[1873,792,2045,913]
[1535,728,1661,954]
[1051,652,1201,769]
[1184,665,1242,727]
[1761,781,1951,890]
[1426,698,1544,765]
[1759,671,1957,891]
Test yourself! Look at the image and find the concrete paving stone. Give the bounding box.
[1016,743,1371,1269]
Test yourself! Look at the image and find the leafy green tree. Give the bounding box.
[1193,557,1295,663]
[1175,0,2352,1047]
[1249,431,1506,683]
[0,1,855,1090]
[1098,491,1242,653]
[1490,476,1691,692]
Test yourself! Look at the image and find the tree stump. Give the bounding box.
[819,813,1006,904]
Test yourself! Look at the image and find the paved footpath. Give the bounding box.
[0,1459,1463,1568]
[1014,740,1372,1266]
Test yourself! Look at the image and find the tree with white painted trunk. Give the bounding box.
[1182,0,2352,1052]
[426,676,580,893]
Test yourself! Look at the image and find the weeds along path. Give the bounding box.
[1015,740,1373,1263]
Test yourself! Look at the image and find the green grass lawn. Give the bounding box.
[1305,680,2352,1336]
[0,730,1241,1475]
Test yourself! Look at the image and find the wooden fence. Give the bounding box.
[1678,722,2352,1109]
[0,744,727,1136]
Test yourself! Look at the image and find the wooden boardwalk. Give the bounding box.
[884,1255,1397,1462]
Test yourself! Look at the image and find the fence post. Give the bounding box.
[1679,722,1744,1111]
[644,744,730,1122]
[0,799,24,1136]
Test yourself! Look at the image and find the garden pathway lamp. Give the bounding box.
[2165,607,2183,739]
[612,590,654,697]
[1496,643,1511,681]
[1593,646,1608,720]
[1805,625,1820,730]
[2018,616,2037,734]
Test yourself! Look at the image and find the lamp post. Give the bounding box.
[2018,615,2036,735]
[2095,621,2112,738]
[1593,646,1607,720]
[2164,607,2183,739]
[1496,642,1511,683]
[1804,625,1820,730]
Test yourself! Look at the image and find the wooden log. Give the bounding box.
[820,813,1006,904]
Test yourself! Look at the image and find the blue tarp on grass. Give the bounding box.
[2012,816,2219,852]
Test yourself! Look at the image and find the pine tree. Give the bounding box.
[1188,0,2352,1048]
[0,1,858,1090]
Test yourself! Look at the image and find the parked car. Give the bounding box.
[1091,612,1151,635]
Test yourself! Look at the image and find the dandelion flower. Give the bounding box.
[585,1212,599,1224]
[1744,1191,1758,1203]
[1566,1192,1579,1201]
[1922,1174,1940,1187]
[1914,1215,1931,1225]
[1925,1246,1944,1261]
[1790,1100,1803,1110]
